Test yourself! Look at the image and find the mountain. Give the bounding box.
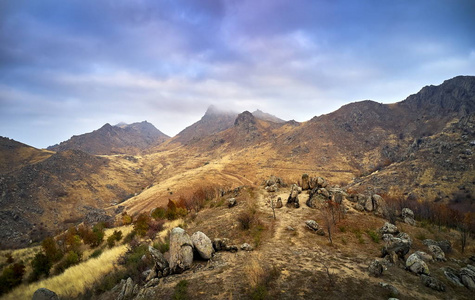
[48,121,169,155]
[1,75,475,249]
[252,109,286,123]
[0,137,53,174]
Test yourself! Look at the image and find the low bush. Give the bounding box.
[173,280,189,300]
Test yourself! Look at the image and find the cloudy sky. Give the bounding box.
[1,0,474,148]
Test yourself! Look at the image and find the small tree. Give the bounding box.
[134,213,151,237]
[30,253,51,281]
[42,237,63,263]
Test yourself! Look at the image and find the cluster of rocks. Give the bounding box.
[264,175,285,192]
[347,193,386,214]
[286,184,301,208]
[368,222,464,293]
[116,227,253,299]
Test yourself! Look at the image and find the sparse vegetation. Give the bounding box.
[172,280,189,300]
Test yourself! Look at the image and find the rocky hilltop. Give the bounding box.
[48,121,169,155]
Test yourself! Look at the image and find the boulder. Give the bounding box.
[422,239,451,253]
[32,288,59,300]
[148,246,170,278]
[428,245,446,262]
[305,220,319,232]
[382,235,411,260]
[306,193,327,208]
[213,238,238,252]
[368,259,384,277]
[302,174,310,190]
[365,197,375,211]
[227,198,237,208]
[118,277,135,300]
[275,197,283,208]
[380,222,399,235]
[396,232,413,246]
[286,184,300,208]
[442,268,464,287]
[318,188,330,199]
[413,251,433,262]
[421,275,446,292]
[354,203,365,212]
[240,243,253,251]
[406,253,430,275]
[266,184,278,192]
[372,194,386,215]
[402,208,416,225]
[169,227,194,273]
[379,282,399,296]
[191,231,214,260]
[460,266,475,290]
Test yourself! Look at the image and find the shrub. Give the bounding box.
[121,212,133,225]
[107,235,117,248]
[0,262,25,296]
[366,230,380,243]
[173,280,189,300]
[134,213,151,237]
[151,207,166,220]
[30,252,51,282]
[53,250,81,275]
[89,249,103,259]
[237,210,255,230]
[42,237,63,263]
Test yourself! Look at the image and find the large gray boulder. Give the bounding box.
[406,252,430,275]
[32,288,59,300]
[169,227,194,273]
[191,231,214,260]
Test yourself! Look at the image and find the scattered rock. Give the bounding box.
[169,227,194,273]
[191,231,214,260]
[379,282,399,296]
[213,238,238,253]
[286,184,300,208]
[460,266,475,290]
[421,274,446,292]
[305,220,319,232]
[227,198,237,208]
[402,208,416,225]
[275,197,283,208]
[396,232,413,246]
[428,245,446,261]
[406,252,430,275]
[422,239,452,253]
[316,228,326,236]
[117,277,135,300]
[368,259,384,277]
[266,184,278,192]
[442,267,464,287]
[382,234,412,260]
[286,226,295,231]
[32,288,59,300]
[380,222,399,235]
[241,243,253,251]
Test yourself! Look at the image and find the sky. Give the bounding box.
[1,0,474,148]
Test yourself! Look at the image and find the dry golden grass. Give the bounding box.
[3,245,127,300]
[243,254,265,288]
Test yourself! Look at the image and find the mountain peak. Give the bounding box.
[252,109,285,123]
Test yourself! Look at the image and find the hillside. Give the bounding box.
[0,137,53,174]
[48,121,169,155]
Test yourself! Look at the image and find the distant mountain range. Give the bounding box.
[47,121,169,155]
[1,75,474,248]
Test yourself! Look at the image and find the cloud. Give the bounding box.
[1,0,474,148]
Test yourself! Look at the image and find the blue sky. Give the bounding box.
[1,0,474,148]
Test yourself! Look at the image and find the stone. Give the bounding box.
[396,232,413,246]
[413,251,433,262]
[212,238,229,251]
[365,197,375,211]
[191,231,214,260]
[169,227,194,273]
[460,266,475,290]
[421,275,446,292]
[318,188,330,198]
[275,197,283,208]
[32,288,59,300]
[305,220,319,232]
[227,198,237,208]
[402,208,416,225]
[422,239,451,253]
[149,246,169,271]
[118,277,134,300]
[316,228,326,236]
[380,222,399,235]
[286,184,300,208]
[306,193,327,208]
[442,268,464,287]
[266,184,278,192]
[240,243,253,251]
[354,203,365,211]
[406,252,430,275]
[379,282,399,296]
[368,259,384,277]
[428,245,446,261]
[286,226,295,231]
[302,174,310,190]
